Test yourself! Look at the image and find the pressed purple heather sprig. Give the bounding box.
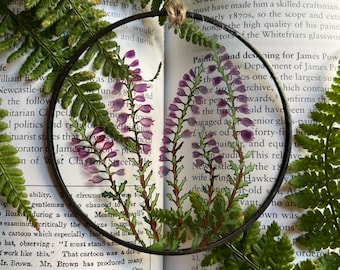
[159,65,207,178]
[110,50,160,242]
[111,50,154,155]
[158,65,207,244]
[206,43,255,143]
[70,125,124,184]
[192,130,223,170]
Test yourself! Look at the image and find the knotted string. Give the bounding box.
[165,0,187,27]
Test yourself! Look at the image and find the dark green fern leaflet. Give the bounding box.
[286,60,340,267]
[0,2,134,150]
[0,1,113,93]
[0,100,39,230]
[201,206,295,270]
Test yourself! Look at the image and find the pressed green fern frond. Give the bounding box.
[286,61,340,253]
[174,18,213,47]
[0,1,114,94]
[0,100,39,230]
[0,1,134,150]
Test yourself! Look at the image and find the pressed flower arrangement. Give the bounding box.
[1,0,338,268]
[68,37,259,252]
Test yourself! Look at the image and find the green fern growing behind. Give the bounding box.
[286,60,340,269]
[0,99,39,230]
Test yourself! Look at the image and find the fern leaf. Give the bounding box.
[286,60,340,251]
[0,101,39,230]
[25,0,42,10]
[252,221,295,270]
[175,18,213,48]
[316,252,340,270]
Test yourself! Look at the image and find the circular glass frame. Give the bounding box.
[47,10,292,255]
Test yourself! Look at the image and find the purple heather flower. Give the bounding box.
[183,73,191,81]
[111,160,120,167]
[164,127,174,135]
[174,97,183,104]
[199,86,208,94]
[165,118,176,126]
[210,146,220,153]
[194,159,205,167]
[162,136,172,145]
[113,82,123,94]
[141,130,153,140]
[177,88,186,96]
[74,144,85,152]
[218,46,226,54]
[124,50,136,58]
[111,98,125,112]
[189,69,196,77]
[117,113,129,125]
[232,78,243,85]
[206,139,217,146]
[205,132,214,139]
[223,60,233,70]
[169,112,178,119]
[240,129,255,142]
[179,80,189,87]
[94,134,106,144]
[204,53,213,60]
[84,157,97,165]
[139,118,154,127]
[89,175,104,183]
[240,117,254,127]
[132,74,142,81]
[238,104,251,114]
[134,83,148,93]
[219,53,229,62]
[158,166,171,177]
[169,104,181,112]
[181,129,192,138]
[187,117,197,126]
[139,104,153,113]
[217,99,228,108]
[142,144,151,154]
[71,137,82,145]
[120,125,130,133]
[129,59,139,67]
[207,65,216,74]
[159,154,170,161]
[215,89,225,95]
[214,155,223,164]
[134,95,145,102]
[235,95,248,103]
[192,151,202,158]
[85,166,99,173]
[213,77,223,86]
[102,141,114,151]
[235,85,246,93]
[115,168,125,176]
[133,68,141,75]
[105,151,117,158]
[228,67,240,76]
[219,109,229,118]
[160,146,170,153]
[192,142,200,149]
[194,95,204,104]
[91,127,104,136]
[191,104,200,114]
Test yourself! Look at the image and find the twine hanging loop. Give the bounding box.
[165,0,187,27]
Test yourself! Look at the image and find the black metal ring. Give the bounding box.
[47,10,292,255]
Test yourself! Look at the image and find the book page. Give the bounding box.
[0,2,164,269]
[163,0,339,268]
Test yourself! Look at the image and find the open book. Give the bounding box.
[0,0,339,269]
